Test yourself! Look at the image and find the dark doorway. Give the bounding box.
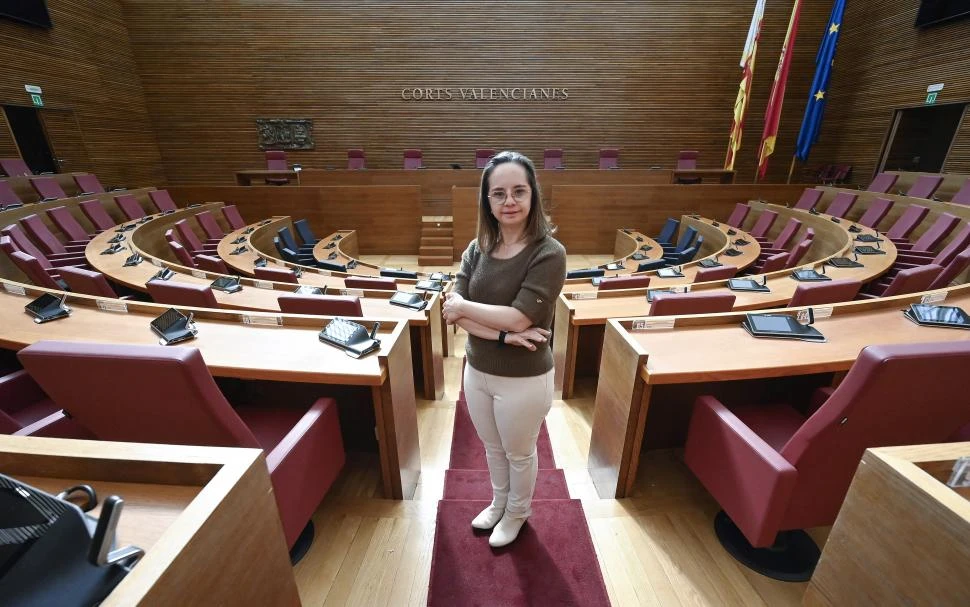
[2,105,56,174]
[879,103,966,174]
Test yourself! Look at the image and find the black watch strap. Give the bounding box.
[498,330,508,346]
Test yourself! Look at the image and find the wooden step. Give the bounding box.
[418,255,454,266]
[422,227,453,237]
[419,245,453,257]
[421,236,453,247]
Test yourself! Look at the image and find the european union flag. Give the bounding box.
[795,0,846,162]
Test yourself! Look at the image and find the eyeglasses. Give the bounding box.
[488,187,530,204]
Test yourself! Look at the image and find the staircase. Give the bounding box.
[419,216,454,266]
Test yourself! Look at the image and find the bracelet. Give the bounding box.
[498,330,508,346]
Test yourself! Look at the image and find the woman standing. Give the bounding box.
[442,151,566,548]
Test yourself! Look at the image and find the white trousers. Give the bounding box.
[463,363,554,518]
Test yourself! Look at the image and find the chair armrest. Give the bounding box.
[0,370,47,415]
[856,292,878,299]
[47,257,88,268]
[684,395,798,547]
[806,387,835,417]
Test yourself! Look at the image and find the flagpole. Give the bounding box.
[787,156,797,183]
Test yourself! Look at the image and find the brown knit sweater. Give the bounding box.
[455,235,567,377]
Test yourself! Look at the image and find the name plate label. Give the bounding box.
[96,299,128,313]
[631,318,676,331]
[240,314,282,326]
[571,292,597,300]
[921,291,947,304]
[2,283,27,296]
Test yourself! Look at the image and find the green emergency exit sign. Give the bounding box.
[30,94,43,107]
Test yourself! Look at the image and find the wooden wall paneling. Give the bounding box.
[0,111,19,159]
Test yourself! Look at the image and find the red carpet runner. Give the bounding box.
[428,396,611,606]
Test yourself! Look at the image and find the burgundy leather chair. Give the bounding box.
[6,250,65,290]
[17,340,345,556]
[147,280,218,307]
[148,189,178,213]
[29,177,67,201]
[792,189,822,211]
[824,192,857,219]
[726,203,750,228]
[784,233,815,269]
[344,276,395,291]
[347,149,366,170]
[893,212,959,252]
[167,238,198,268]
[649,292,736,316]
[759,218,802,254]
[676,150,699,170]
[264,150,290,185]
[928,247,970,290]
[788,279,861,307]
[754,252,789,274]
[46,206,93,244]
[884,205,930,241]
[599,148,619,169]
[79,199,118,232]
[58,266,119,298]
[0,370,60,435]
[175,219,217,255]
[859,264,942,298]
[693,265,738,282]
[475,149,495,169]
[195,210,226,243]
[0,158,32,177]
[115,194,147,221]
[952,179,970,206]
[278,294,364,317]
[905,175,943,199]
[857,197,893,229]
[748,210,778,240]
[73,174,104,195]
[403,149,423,169]
[195,254,230,275]
[598,275,650,291]
[892,224,970,269]
[684,340,970,580]
[2,223,86,266]
[0,181,22,207]
[543,149,564,170]
[21,214,85,256]
[221,205,247,230]
[865,172,898,193]
[255,266,299,284]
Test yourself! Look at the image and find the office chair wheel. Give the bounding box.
[289,521,315,566]
[713,510,819,582]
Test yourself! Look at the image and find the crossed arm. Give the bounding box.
[443,293,549,351]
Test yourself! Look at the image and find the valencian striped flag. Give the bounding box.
[724,0,767,171]
[757,0,802,179]
[795,0,846,162]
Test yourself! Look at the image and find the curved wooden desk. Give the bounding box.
[235,169,300,186]
[0,277,419,499]
[589,284,970,498]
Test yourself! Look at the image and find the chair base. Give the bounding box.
[289,520,315,566]
[713,511,819,582]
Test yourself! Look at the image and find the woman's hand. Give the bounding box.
[505,327,550,351]
[442,292,465,325]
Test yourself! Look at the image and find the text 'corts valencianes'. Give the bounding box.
[401,88,569,101]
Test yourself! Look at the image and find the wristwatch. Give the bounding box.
[498,330,508,346]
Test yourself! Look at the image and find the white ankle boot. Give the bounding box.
[489,514,527,547]
[471,505,505,530]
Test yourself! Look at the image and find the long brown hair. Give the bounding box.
[476,151,555,253]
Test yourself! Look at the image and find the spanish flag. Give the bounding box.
[725,0,767,171]
[758,0,802,180]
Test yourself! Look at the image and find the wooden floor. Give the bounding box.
[293,255,828,606]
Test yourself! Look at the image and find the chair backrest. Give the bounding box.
[599,148,619,170]
[254,266,298,284]
[195,254,229,274]
[885,205,929,240]
[676,150,699,170]
[784,233,815,268]
[344,276,396,290]
[656,218,679,244]
[79,200,116,231]
[951,178,970,206]
[880,264,943,297]
[57,266,116,297]
[825,192,857,219]
[147,280,218,307]
[929,247,970,290]
[866,172,898,193]
[911,212,959,252]
[20,214,68,255]
[18,341,261,448]
[274,238,303,265]
[403,149,423,169]
[30,177,67,201]
[175,219,205,252]
[636,259,667,272]
[778,341,970,528]
[649,291,735,316]
[789,279,861,307]
[278,294,364,317]
[1,223,51,268]
[726,203,750,228]
[293,219,317,245]
[675,242,701,264]
[693,265,738,282]
[748,210,778,239]
[475,149,495,169]
[857,197,893,229]
[759,252,790,273]
[543,149,564,170]
[47,206,91,242]
[148,190,178,213]
[265,150,288,170]
[673,226,698,253]
[0,158,31,177]
[195,210,225,240]
[793,188,823,211]
[167,239,197,268]
[8,251,60,289]
[771,218,802,250]
[347,148,366,170]
[277,226,300,252]
[221,205,247,230]
[115,194,146,221]
[930,224,970,268]
[0,180,21,206]
[598,275,650,291]
[905,175,943,199]
[73,174,104,194]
